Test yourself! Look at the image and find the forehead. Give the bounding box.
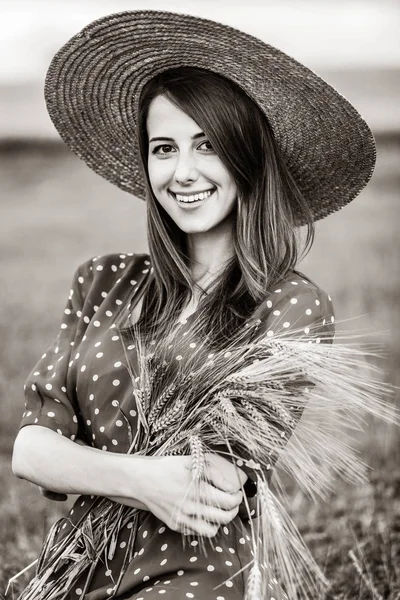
[146,95,202,138]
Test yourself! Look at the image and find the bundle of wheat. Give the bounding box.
[13,317,398,600]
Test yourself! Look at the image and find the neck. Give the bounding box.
[186,220,235,290]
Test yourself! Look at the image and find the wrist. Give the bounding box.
[114,454,149,504]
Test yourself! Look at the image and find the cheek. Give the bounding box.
[147,159,172,192]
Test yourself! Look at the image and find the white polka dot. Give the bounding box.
[189,556,197,562]
[92,374,99,381]
[46,411,55,418]
[106,589,113,595]
[112,399,119,407]
[266,300,272,308]
[304,327,310,334]
[290,297,298,304]
[176,355,182,361]
[274,289,281,293]
[291,281,298,285]
[112,379,120,386]
[127,344,135,350]
[239,537,245,544]
[160,558,167,566]
[116,299,122,305]
[283,322,290,328]
[215,546,223,552]
[94,408,99,415]
[266,330,274,337]
[73,415,78,423]
[158,526,166,534]
[204,565,215,575]
[190,540,198,546]
[315,299,320,306]
[225,560,233,566]
[120,541,126,549]
[190,582,198,586]
[225,581,233,588]
[114,361,122,367]
[100,426,105,432]
[331,315,335,323]
[217,597,225,600]
[111,335,119,341]
[83,316,90,324]
[306,309,312,315]
[45,383,52,390]
[161,543,168,551]
[158,592,166,595]
[186,594,194,599]
[273,310,280,316]
[228,547,235,554]
[130,409,137,417]
[189,343,196,348]
[31,384,37,391]
[177,570,184,576]
[142,530,148,538]
[223,526,229,535]
[116,420,123,427]
[75,588,82,595]
[105,569,112,576]
[143,575,150,581]
[86,420,91,426]
[96,352,103,358]
[112,439,118,446]
[60,323,68,330]
[80,365,86,372]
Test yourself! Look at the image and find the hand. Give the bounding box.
[135,454,247,537]
[39,487,68,502]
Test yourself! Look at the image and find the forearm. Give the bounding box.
[12,425,146,505]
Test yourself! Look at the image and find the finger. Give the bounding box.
[197,482,243,510]
[39,488,68,502]
[184,518,220,538]
[186,502,239,526]
[203,461,245,493]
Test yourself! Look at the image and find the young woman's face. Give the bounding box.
[146,95,238,234]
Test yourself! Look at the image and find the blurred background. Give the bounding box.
[1,0,399,597]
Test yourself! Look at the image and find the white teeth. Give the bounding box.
[175,190,213,203]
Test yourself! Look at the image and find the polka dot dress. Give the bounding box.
[19,253,335,599]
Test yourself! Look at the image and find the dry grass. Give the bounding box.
[0,137,399,598]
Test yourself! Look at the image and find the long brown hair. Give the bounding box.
[131,67,314,349]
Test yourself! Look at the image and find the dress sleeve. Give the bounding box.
[253,280,335,344]
[239,280,336,515]
[19,259,94,441]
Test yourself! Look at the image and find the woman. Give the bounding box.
[11,10,379,600]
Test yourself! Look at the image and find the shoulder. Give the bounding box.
[70,252,151,303]
[253,270,335,341]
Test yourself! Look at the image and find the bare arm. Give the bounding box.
[13,425,246,537]
[12,426,148,509]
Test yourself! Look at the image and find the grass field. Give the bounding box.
[0,138,399,599]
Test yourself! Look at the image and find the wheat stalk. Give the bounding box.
[244,562,263,600]
[189,435,206,481]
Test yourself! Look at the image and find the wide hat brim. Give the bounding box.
[45,10,376,225]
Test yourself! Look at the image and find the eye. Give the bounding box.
[151,144,176,157]
[198,140,214,153]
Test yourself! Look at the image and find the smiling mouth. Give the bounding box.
[170,188,216,203]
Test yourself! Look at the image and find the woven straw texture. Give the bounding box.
[44,10,377,225]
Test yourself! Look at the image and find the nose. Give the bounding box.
[174,150,199,185]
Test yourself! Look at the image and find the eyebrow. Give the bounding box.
[149,132,206,143]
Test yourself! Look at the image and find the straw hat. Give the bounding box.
[45,10,376,224]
